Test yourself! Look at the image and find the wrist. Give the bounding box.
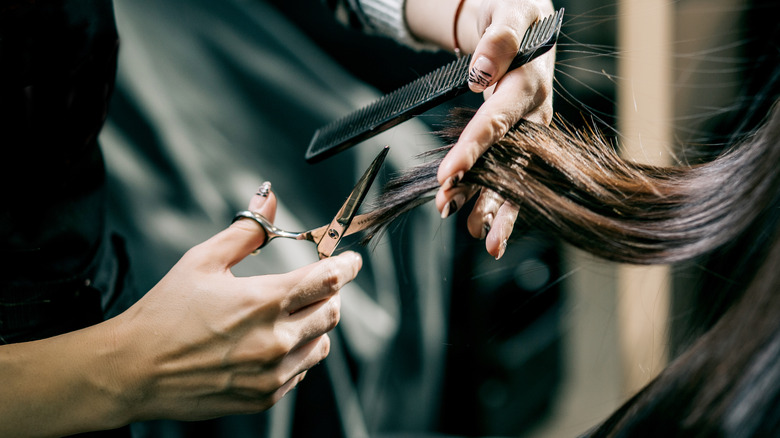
[93,314,142,426]
[405,0,481,54]
[100,308,158,424]
[59,318,138,431]
[405,0,469,51]
[453,0,481,54]
[0,321,133,436]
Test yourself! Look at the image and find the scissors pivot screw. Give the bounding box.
[232,146,389,259]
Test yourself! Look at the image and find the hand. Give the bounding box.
[407,0,556,259]
[109,187,363,422]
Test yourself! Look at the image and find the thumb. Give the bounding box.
[203,181,278,269]
[467,2,550,93]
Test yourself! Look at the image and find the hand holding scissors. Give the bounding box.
[233,146,389,259]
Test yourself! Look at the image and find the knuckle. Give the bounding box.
[180,244,208,267]
[255,372,287,395]
[528,100,554,126]
[489,113,514,138]
[539,105,553,125]
[483,23,522,53]
[258,337,291,363]
[320,265,342,295]
[318,334,332,359]
[536,76,553,97]
[326,297,341,329]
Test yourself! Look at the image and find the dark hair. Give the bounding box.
[361,101,780,436]
[364,106,780,265]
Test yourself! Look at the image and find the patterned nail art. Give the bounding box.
[442,171,464,192]
[481,213,494,240]
[468,66,492,89]
[480,223,491,240]
[441,193,466,219]
[257,181,272,197]
[468,56,496,91]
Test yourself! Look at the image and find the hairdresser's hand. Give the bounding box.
[109,188,362,422]
[407,0,555,259]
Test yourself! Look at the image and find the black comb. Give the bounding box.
[306,8,564,163]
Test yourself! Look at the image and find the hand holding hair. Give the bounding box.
[0,187,363,436]
[405,0,556,259]
[362,106,780,266]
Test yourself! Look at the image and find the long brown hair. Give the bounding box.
[361,102,780,436]
[364,105,780,265]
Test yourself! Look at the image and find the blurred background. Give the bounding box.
[100,0,778,436]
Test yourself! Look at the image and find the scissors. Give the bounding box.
[233,146,389,259]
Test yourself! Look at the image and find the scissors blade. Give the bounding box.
[315,145,389,259]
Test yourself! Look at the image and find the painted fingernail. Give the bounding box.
[257,181,272,197]
[440,202,450,219]
[480,225,491,240]
[442,171,464,192]
[441,193,466,219]
[480,213,494,239]
[468,56,495,92]
[496,239,508,260]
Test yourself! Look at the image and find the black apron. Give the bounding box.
[0,1,130,436]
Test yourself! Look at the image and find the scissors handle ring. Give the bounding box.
[232,210,302,250]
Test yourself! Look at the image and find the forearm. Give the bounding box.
[406,0,555,54]
[0,320,129,437]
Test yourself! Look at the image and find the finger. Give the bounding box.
[233,335,328,402]
[268,335,330,399]
[282,335,331,379]
[282,289,341,346]
[242,368,307,411]
[468,23,525,93]
[435,69,552,218]
[201,182,278,268]
[435,183,480,219]
[486,200,519,260]
[438,58,552,185]
[467,2,552,93]
[467,189,504,239]
[269,251,362,314]
[267,372,306,407]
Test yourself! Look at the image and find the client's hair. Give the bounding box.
[364,106,780,265]
[361,102,780,436]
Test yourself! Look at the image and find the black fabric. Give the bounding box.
[0,2,129,434]
[0,0,118,333]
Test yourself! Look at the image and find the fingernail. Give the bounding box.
[480,213,494,240]
[468,56,495,92]
[480,224,491,240]
[257,181,272,197]
[441,193,466,219]
[496,239,507,260]
[440,202,450,219]
[442,171,464,192]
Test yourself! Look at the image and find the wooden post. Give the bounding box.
[616,0,673,397]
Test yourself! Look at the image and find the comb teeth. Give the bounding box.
[306,8,564,163]
[510,8,564,71]
[308,55,470,162]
